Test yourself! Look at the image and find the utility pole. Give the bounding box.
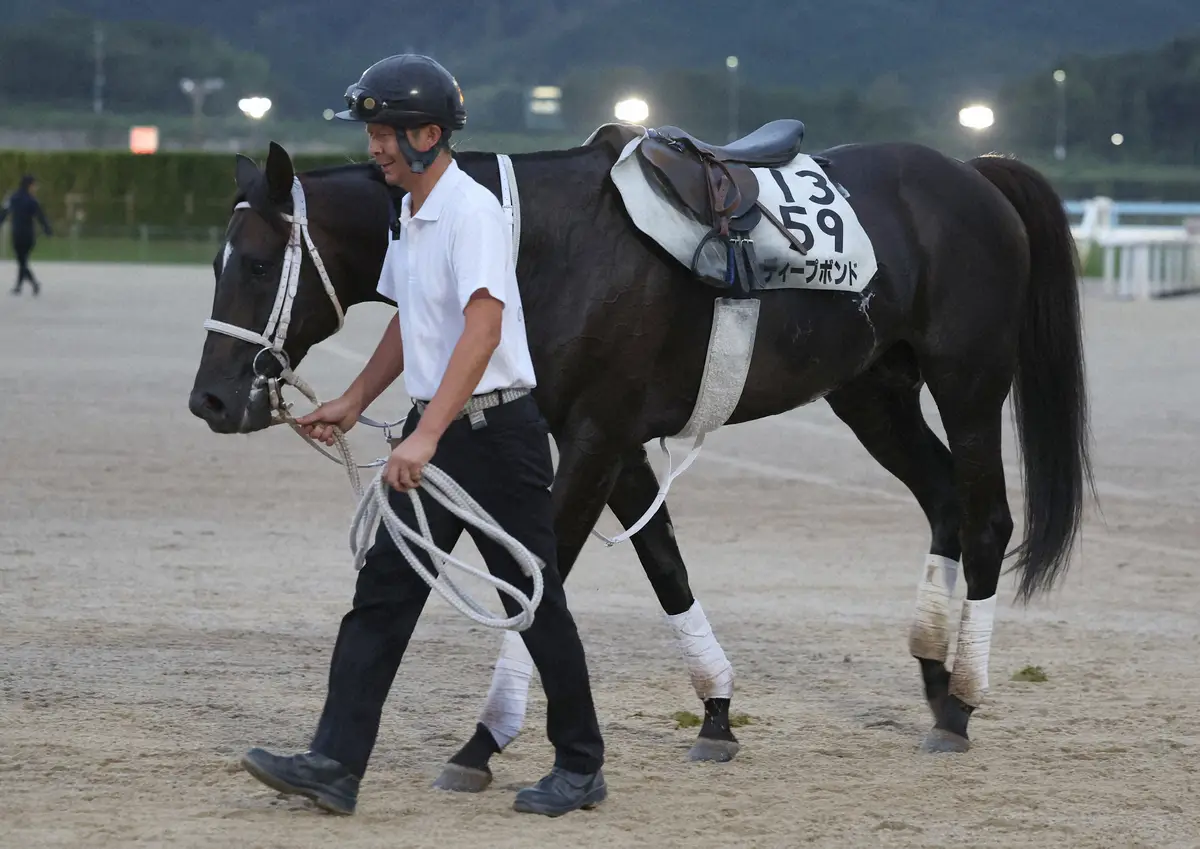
[93,22,105,115]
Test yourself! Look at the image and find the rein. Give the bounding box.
[202,173,544,631]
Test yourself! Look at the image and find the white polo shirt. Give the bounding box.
[377,158,537,402]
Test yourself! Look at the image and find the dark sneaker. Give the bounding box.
[240,748,360,815]
[512,767,606,817]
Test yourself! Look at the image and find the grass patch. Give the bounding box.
[1080,244,1104,278]
[673,710,702,729]
[0,237,218,265]
[1011,665,1049,683]
[673,710,756,729]
[47,238,210,264]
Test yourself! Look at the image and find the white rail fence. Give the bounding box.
[1067,199,1200,300]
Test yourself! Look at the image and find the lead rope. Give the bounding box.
[267,372,545,631]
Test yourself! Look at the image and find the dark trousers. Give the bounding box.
[11,238,37,293]
[309,393,604,777]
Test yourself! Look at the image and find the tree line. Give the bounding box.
[2,10,1197,164]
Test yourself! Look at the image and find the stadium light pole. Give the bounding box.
[958,104,994,132]
[92,22,105,115]
[726,55,739,142]
[958,104,994,158]
[239,97,273,154]
[180,77,225,147]
[1053,69,1067,161]
[614,97,650,124]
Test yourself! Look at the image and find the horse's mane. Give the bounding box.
[232,160,387,220]
[452,122,632,168]
[231,132,620,221]
[303,161,387,181]
[458,145,606,163]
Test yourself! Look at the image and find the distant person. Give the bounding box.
[0,174,52,296]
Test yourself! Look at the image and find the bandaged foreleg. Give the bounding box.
[908,554,959,662]
[665,600,734,700]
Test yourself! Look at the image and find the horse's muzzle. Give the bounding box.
[189,386,272,434]
[189,387,241,433]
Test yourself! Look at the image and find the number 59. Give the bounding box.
[780,206,845,254]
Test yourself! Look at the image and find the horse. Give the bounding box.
[188,125,1093,787]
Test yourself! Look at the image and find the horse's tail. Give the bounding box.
[968,154,1096,603]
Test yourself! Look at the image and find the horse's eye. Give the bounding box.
[250,260,268,277]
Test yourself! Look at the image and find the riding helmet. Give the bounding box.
[336,54,467,131]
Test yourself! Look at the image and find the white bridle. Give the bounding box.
[203,175,344,407]
[199,162,546,631]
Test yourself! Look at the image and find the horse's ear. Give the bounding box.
[234,153,259,195]
[264,141,295,204]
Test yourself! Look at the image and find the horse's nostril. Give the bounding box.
[189,389,228,422]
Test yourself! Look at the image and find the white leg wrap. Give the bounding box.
[665,600,734,701]
[908,554,959,662]
[478,631,535,749]
[948,594,997,707]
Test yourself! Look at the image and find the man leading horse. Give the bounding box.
[238,54,607,818]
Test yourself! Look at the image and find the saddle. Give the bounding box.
[650,119,808,168]
[634,120,808,296]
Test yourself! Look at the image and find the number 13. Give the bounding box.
[769,168,836,205]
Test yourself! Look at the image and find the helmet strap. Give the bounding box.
[396,130,446,174]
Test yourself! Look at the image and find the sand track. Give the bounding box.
[2,264,1197,848]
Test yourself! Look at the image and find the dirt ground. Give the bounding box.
[2,263,1198,849]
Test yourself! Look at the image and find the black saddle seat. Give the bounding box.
[650,119,806,167]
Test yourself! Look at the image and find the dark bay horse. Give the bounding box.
[189,129,1092,781]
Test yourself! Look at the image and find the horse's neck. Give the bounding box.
[341,241,394,308]
[330,182,398,309]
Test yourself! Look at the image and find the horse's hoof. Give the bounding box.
[431,763,492,793]
[919,728,971,754]
[688,737,741,762]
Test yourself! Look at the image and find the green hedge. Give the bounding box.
[0,150,359,230]
[1036,164,1200,202]
[0,136,577,230]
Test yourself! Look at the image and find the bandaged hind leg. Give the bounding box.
[948,594,997,708]
[479,630,535,748]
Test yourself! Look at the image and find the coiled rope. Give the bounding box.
[268,373,545,632]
